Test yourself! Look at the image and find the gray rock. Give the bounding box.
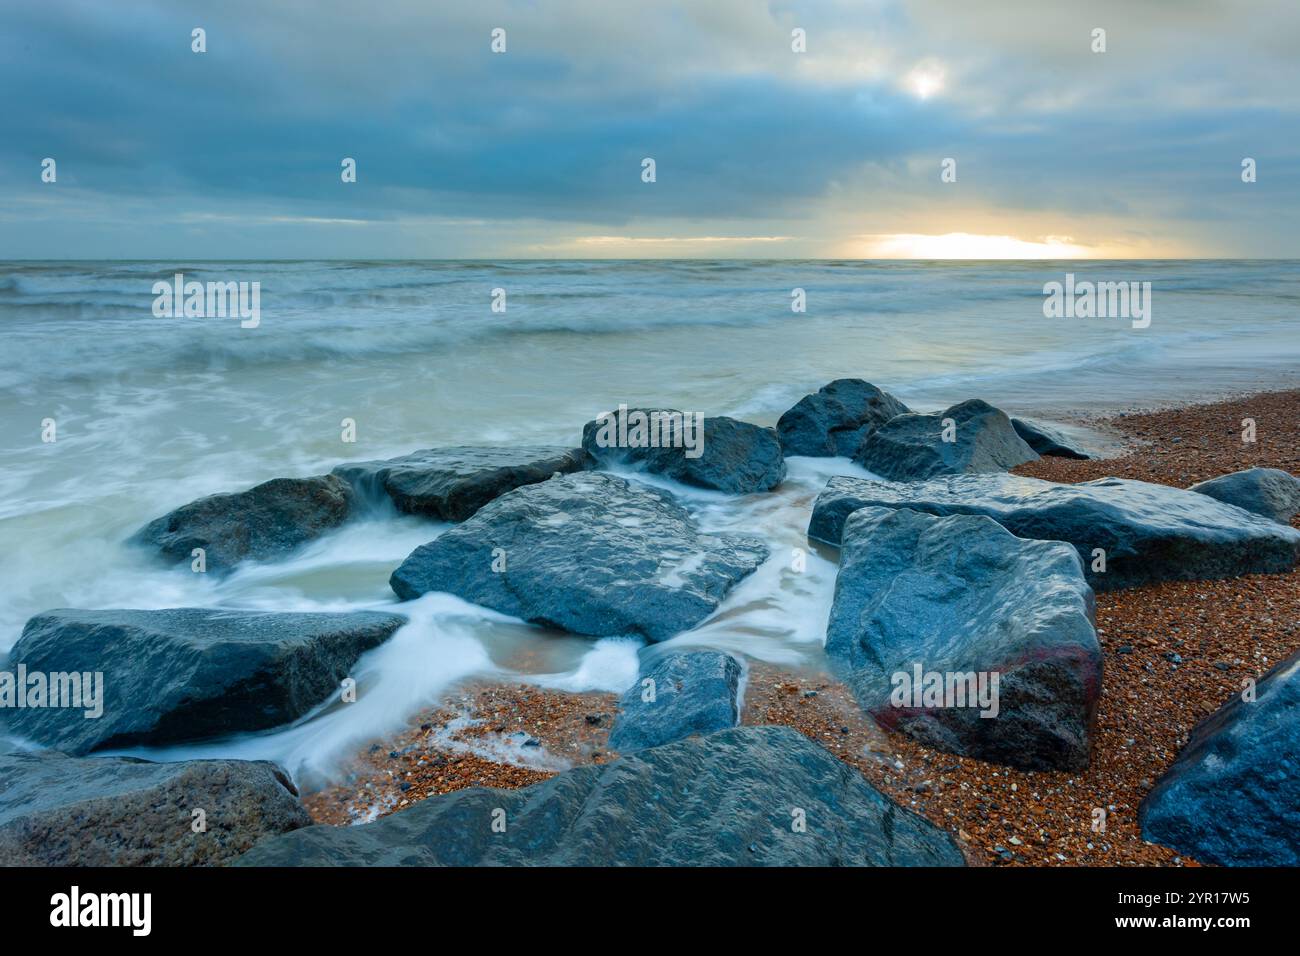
[581,408,784,494]
[0,750,310,866]
[809,473,1300,590]
[333,445,588,521]
[4,608,406,755]
[235,726,965,866]
[1011,417,1092,459]
[608,651,742,752]
[777,380,911,457]
[854,399,1038,481]
[390,473,767,642]
[826,507,1100,770]
[131,475,355,573]
[1139,649,1300,866]
[1189,467,1300,525]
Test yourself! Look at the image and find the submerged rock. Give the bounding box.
[235,726,966,866]
[0,751,310,866]
[390,472,767,642]
[809,472,1300,590]
[826,507,1100,770]
[131,474,355,573]
[333,445,588,520]
[4,608,406,755]
[581,408,785,494]
[854,399,1038,481]
[777,380,911,457]
[608,651,743,752]
[1189,467,1300,525]
[1011,417,1093,459]
[1139,650,1300,866]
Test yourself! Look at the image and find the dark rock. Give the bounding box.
[4,608,406,755]
[1011,418,1092,459]
[809,473,1300,590]
[581,409,784,494]
[131,475,355,572]
[608,651,742,752]
[1189,467,1300,525]
[776,380,911,457]
[390,472,767,642]
[826,507,1100,770]
[333,445,588,521]
[0,750,310,866]
[854,399,1038,481]
[234,726,965,866]
[1139,649,1300,866]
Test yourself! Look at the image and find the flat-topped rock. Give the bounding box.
[809,472,1300,590]
[581,408,785,494]
[777,380,911,457]
[1140,649,1300,866]
[0,750,310,866]
[827,507,1100,770]
[131,475,355,573]
[235,726,965,867]
[333,445,588,520]
[4,608,406,755]
[854,399,1038,480]
[608,651,743,752]
[390,472,767,642]
[1011,417,1093,459]
[1189,467,1300,525]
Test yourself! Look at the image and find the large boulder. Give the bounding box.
[235,726,965,866]
[827,507,1100,770]
[4,608,406,754]
[131,475,355,573]
[1011,417,1092,459]
[1189,467,1300,525]
[777,380,911,457]
[333,445,588,521]
[0,751,310,866]
[390,473,767,642]
[608,651,742,752]
[854,399,1038,481]
[581,408,784,494]
[809,473,1300,591]
[1139,650,1300,866]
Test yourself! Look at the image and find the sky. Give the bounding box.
[1,0,1297,259]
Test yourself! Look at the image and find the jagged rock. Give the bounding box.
[333,445,588,520]
[1189,467,1300,525]
[608,651,742,752]
[235,726,966,866]
[390,472,767,642]
[854,399,1038,480]
[826,507,1100,770]
[809,472,1300,590]
[777,380,911,457]
[131,475,354,572]
[0,750,310,866]
[4,608,406,754]
[1011,417,1093,459]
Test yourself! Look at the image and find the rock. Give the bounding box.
[1139,650,1300,866]
[390,473,767,642]
[131,475,355,572]
[854,399,1038,480]
[0,750,310,866]
[581,408,784,494]
[809,472,1300,590]
[234,726,965,866]
[1189,467,1300,525]
[776,380,911,457]
[826,507,1100,770]
[333,445,588,521]
[1011,418,1092,459]
[4,608,406,755]
[608,651,742,752]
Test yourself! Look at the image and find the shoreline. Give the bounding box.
[304,385,1300,866]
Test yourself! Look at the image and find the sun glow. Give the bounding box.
[853,232,1094,259]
